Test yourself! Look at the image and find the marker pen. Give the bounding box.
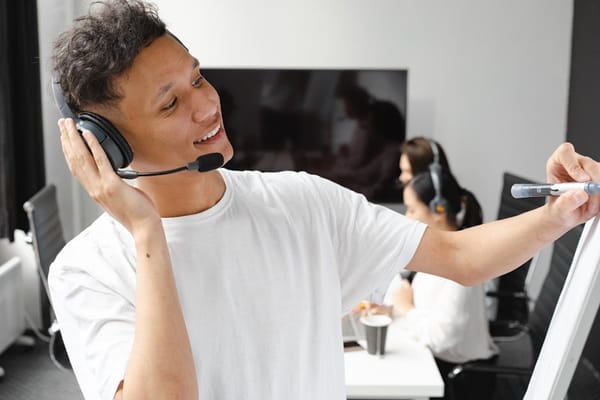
[511,182,600,199]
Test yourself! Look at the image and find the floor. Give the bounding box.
[0,333,83,400]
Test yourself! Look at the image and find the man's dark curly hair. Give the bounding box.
[52,0,166,113]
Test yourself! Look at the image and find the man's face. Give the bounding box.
[108,34,233,173]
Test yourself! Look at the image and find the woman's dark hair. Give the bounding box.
[52,0,166,113]
[400,137,451,177]
[409,170,483,229]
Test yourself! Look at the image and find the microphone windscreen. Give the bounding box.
[190,153,224,172]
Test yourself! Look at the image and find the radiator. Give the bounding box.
[0,256,25,354]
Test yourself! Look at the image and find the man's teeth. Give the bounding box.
[198,126,220,142]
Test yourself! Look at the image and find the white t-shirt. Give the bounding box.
[49,169,425,400]
[383,272,498,364]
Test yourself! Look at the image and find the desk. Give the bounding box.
[345,320,444,400]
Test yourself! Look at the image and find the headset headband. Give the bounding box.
[427,139,448,214]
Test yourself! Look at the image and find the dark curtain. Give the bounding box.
[0,0,46,241]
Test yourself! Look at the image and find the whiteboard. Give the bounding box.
[525,216,600,399]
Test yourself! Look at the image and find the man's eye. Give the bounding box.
[162,97,177,111]
[192,74,204,88]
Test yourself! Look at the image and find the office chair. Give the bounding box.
[446,223,584,400]
[565,300,600,399]
[567,356,600,400]
[486,172,546,335]
[23,184,71,370]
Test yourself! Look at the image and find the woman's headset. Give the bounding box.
[427,139,449,214]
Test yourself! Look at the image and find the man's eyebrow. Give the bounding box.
[152,57,201,107]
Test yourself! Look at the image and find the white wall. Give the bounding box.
[37,0,99,240]
[36,0,573,235]
[153,0,573,222]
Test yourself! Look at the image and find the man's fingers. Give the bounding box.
[553,142,600,183]
[561,189,589,211]
[550,189,590,227]
[81,130,115,175]
[57,118,118,186]
[551,142,591,182]
[579,155,600,183]
[58,119,73,160]
[60,118,91,156]
[58,118,94,175]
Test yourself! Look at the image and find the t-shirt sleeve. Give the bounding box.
[49,260,135,400]
[304,173,427,314]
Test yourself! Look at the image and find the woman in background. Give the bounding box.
[398,136,452,185]
[384,168,498,399]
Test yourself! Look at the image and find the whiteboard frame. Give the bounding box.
[525,216,600,399]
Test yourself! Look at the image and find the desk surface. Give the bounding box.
[345,320,444,399]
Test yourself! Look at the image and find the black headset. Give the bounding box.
[427,139,449,214]
[52,79,133,172]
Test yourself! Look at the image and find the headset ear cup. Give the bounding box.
[51,80,133,171]
[78,112,133,170]
[430,198,449,214]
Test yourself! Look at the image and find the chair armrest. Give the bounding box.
[486,290,529,301]
[489,319,528,338]
[449,361,532,379]
[446,360,532,400]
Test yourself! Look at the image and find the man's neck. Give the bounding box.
[136,169,226,218]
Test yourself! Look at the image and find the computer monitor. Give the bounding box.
[204,68,408,202]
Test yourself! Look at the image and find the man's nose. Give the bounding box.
[191,91,218,124]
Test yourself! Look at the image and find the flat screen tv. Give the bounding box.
[203,68,408,202]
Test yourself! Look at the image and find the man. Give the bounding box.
[50,1,600,400]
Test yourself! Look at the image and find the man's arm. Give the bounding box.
[116,220,197,400]
[59,119,198,400]
[407,143,600,286]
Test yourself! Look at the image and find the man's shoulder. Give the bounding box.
[49,213,132,281]
[66,212,126,248]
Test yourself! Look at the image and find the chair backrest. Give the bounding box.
[566,356,600,400]
[23,184,66,329]
[567,284,600,398]
[496,172,546,221]
[567,324,600,398]
[529,224,584,356]
[494,172,546,323]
